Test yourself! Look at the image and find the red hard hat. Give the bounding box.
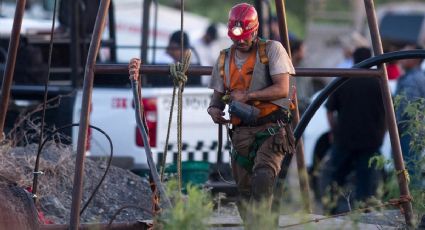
[227,3,259,40]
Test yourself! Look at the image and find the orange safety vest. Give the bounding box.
[224,45,279,125]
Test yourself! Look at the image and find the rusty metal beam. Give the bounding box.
[40,222,149,230]
[275,0,311,213]
[0,0,27,139]
[69,0,111,229]
[94,64,381,78]
[274,0,290,54]
[364,0,414,227]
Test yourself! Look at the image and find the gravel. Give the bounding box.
[0,141,153,224]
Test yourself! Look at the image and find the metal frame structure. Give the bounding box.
[0,0,419,228]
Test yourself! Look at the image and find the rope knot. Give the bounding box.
[389,195,413,214]
[169,50,192,86]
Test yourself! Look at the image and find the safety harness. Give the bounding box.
[218,38,269,78]
[230,125,282,173]
[219,38,293,173]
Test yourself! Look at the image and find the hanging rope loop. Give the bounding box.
[169,50,192,86]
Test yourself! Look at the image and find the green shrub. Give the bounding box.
[156,180,213,230]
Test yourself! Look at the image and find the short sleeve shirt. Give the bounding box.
[208,40,295,93]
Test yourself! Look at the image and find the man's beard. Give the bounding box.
[236,37,257,52]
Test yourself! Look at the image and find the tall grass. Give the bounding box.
[156,180,213,230]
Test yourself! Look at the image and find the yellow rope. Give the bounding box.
[167,50,191,192]
[160,85,177,182]
[396,168,411,183]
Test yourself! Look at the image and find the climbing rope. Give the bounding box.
[166,51,191,192]
[160,84,177,182]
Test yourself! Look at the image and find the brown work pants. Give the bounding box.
[230,123,293,224]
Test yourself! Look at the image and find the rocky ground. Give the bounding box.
[0,141,153,224]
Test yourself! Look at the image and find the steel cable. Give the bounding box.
[33,0,58,202]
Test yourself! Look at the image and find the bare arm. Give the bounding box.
[231,73,290,102]
[208,90,229,124]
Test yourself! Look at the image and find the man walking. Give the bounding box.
[207,3,296,224]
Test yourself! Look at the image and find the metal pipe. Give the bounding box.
[291,50,425,228]
[254,0,265,38]
[141,0,151,62]
[94,64,382,77]
[69,0,111,229]
[294,50,425,140]
[0,0,26,139]
[70,0,81,88]
[108,1,117,62]
[274,0,311,213]
[364,0,414,226]
[274,0,290,54]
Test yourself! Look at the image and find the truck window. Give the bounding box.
[380,14,425,45]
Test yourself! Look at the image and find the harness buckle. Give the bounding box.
[267,127,276,136]
[277,119,286,128]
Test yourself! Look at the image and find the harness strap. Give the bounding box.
[258,38,268,65]
[231,125,281,173]
[218,39,269,81]
[218,49,227,81]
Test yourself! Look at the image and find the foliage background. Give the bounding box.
[157,0,417,39]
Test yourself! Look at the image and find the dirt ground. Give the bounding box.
[0,141,153,224]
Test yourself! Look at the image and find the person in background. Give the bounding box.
[395,43,425,189]
[207,3,295,226]
[323,47,386,214]
[146,30,200,86]
[165,30,191,63]
[383,41,403,94]
[193,23,222,86]
[289,37,305,67]
[195,23,219,66]
[336,32,369,68]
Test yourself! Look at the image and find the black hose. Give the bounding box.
[32,123,113,216]
[131,79,172,209]
[294,49,425,140]
[278,49,425,180]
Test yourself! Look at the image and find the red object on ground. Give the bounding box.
[25,186,54,224]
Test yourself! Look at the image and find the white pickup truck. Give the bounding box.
[0,0,230,175]
[73,86,229,172]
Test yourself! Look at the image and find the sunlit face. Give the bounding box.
[231,32,257,52]
[166,42,184,62]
